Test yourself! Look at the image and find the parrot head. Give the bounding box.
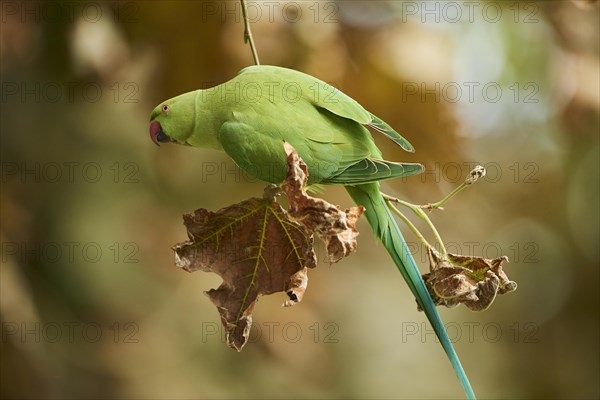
[149,92,196,146]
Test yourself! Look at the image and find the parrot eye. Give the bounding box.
[161,104,170,113]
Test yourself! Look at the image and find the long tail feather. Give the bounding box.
[346,183,476,400]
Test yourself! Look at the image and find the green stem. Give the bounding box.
[422,165,486,211]
[240,0,260,65]
[383,166,485,254]
[426,181,467,210]
[385,199,433,250]
[383,193,447,255]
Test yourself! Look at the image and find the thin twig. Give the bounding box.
[421,165,486,211]
[385,199,434,250]
[382,166,486,254]
[240,0,260,65]
[383,193,447,255]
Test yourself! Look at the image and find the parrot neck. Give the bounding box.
[189,89,224,150]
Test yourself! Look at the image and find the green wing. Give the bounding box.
[238,66,416,153]
[367,113,415,152]
[218,121,289,185]
[222,66,422,185]
[323,159,423,185]
[219,119,422,186]
[219,118,347,185]
[310,85,415,153]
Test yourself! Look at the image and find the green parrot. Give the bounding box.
[150,65,475,399]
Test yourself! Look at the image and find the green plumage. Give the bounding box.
[150,65,475,399]
[150,65,423,185]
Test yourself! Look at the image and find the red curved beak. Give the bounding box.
[149,120,161,146]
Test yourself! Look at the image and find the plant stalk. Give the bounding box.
[240,0,260,65]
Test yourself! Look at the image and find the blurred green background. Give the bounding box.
[1,1,598,398]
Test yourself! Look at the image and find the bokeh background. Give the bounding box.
[1,1,599,398]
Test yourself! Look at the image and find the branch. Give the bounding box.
[383,194,447,255]
[421,165,486,211]
[382,165,487,256]
[240,0,260,65]
[385,199,434,250]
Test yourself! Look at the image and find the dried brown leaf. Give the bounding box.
[173,143,363,351]
[173,197,316,351]
[420,247,517,312]
[282,142,365,263]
